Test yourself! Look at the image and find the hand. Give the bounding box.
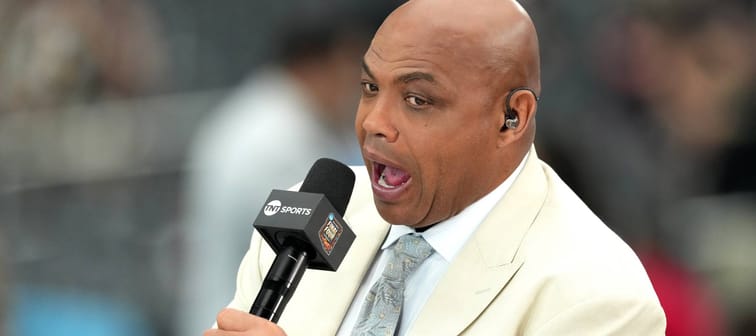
[203,308,287,336]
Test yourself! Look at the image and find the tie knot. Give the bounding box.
[391,234,434,271]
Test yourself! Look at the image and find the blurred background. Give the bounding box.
[0,0,753,335]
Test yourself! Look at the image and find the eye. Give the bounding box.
[405,95,429,107]
[361,81,378,95]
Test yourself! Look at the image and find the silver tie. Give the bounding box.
[352,234,434,336]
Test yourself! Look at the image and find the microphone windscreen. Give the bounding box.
[298,158,355,216]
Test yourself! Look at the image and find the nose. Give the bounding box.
[358,96,399,143]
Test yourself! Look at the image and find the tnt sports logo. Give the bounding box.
[263,200,312,216]
[263,200,282,216]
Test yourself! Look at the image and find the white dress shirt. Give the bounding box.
[337,153,529,335]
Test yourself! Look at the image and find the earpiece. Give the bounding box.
[500,114,519,131]
[500,110,519,132]
[504,115,519,130]
[500,87,539,132]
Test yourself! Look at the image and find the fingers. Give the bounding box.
[210,308,287,336]
[203,329,245,336]
[216,308,263,331]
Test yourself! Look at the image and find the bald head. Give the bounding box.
[379,0,541,94]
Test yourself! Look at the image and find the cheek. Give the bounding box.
[411,136,449,197]
[354,104,367,141]
[433,125,494,185]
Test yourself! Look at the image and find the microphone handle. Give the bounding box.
[249,245,310,322]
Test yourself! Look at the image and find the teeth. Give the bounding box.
[378,171,396,189]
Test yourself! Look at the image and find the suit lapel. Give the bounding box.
[409,147,549,335]
[276,187,391,335]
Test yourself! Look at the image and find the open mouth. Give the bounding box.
[373,162,411,189]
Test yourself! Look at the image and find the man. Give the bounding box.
[206,0,666,335]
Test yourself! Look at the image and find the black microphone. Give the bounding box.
[249,158,356,322]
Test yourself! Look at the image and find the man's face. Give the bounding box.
[355,20,504,228]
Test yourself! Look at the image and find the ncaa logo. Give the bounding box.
[264,200,282,216]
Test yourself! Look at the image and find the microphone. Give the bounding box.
[249,158,356,322]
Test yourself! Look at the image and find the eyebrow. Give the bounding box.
[396,71,436,84]
[362,58,438,85]
[361,59,375,79]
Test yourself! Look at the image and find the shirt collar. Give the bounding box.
[381,152,530,262]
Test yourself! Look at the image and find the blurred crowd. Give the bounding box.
[0,0,753,335]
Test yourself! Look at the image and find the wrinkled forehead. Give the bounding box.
[366,11,500,84]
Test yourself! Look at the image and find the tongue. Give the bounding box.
[383,165,410,186]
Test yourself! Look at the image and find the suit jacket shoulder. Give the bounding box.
[409,149,665,335]
[512,162,666,335]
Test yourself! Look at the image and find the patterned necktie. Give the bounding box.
[352,234,434,336]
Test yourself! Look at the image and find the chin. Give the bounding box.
[374,201,418,226]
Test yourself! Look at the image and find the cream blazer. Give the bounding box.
[226,148,666,335]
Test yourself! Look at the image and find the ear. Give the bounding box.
[497,89,538,147]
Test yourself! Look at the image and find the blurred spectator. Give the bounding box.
[543,0,755,242]
[641,250,725,336]
[174,5,394,334]
[0,0,172,335]
[540,0,756,333]
[0,0,167,113]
